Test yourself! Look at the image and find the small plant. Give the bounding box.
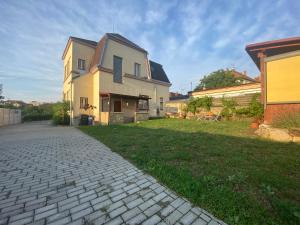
[221,97,237,120]
[249,94,264,120]
[272,111,300,129]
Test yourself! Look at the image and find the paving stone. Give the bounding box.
[200,213,212,222]
[70,202,90,214]
[111,193,127,202]
[9,217,33,225]
[35,203,56,214]
[109,205,127,218]
[178,202,192,214]
[160,205,175,217]
[180,212,198,225]
[142,215,161,225]
[0,123,226,225]
[144,204,161,217]
[9,211,34,222]
[121,207,141,221]
[126,198,144,209]
[105,216,123,225]
[191,218,208,225]
[127,213,147,225]
[138,199,155,211]
[208,221,220,225]
[34,208,57,220]
[47,210,70,223]
[47,216,71,225]
[165,210,183,224]
[71,206,93,221]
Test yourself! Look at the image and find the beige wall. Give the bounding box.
[72,73,97,119]
[72,41,95,75]
[63,41,96,101]
[102,39,149,78]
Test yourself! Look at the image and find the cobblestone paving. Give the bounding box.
[0,122,227,225]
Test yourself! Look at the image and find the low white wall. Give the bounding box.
[0,108,22,126]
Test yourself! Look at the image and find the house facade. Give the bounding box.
[246,37,300,123]
[62,33,171,125]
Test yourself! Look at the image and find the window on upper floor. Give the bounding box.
[113,55,122,83]
[78,59,86,70]
[134,63,141,77]
[80,97,88,109]
[160,97,164,110]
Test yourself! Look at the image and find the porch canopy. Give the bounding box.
[100,92,151,113]
[100,92,151,100]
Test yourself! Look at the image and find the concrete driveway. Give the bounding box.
[0,122,225,225]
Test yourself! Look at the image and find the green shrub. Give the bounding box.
[248,94,264,119]
[187,96,213,114]
[272,111,300,129]
[235,107,251,117]
[52,101,70,125]
[221,98,237,119]
[23,113,52,122]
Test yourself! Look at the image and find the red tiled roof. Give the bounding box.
[246,36,300,69]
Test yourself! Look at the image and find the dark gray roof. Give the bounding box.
[150,60,170,83]
[169,95,189,101]
[106,33,147,53]
[70,36,98,46]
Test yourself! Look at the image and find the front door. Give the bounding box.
[114,100,121,112]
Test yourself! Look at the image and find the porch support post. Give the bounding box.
[258,51,266,106]
[121,97,123,112]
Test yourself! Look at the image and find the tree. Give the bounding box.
[52,101,70,125]
[194,69,238,90]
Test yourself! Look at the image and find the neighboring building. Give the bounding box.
[166,83,261,115]
[166,93,189,114]
[29,101,42,107]
[191,83,261,99]
[62,33,171,125]
[246,37,300,124]
[232,69,257,84]
[3,100,26,108]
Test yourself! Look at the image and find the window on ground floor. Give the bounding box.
[138,99,149,110]
[160,97,164,110]
[80,97,88,109]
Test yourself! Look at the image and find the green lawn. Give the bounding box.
[79,119,300,225]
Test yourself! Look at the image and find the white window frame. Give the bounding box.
[80,97,88,109]
[78,59,86,70]
[160,97,164,110]
[134,63,141,77]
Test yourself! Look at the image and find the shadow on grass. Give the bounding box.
[79,122,300,225]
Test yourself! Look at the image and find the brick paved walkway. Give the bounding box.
[0,122,226,225]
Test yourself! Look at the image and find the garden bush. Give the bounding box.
[234,94,263,120]
[221,98,237,119]
[52,101,70,125]
[186,96,213,115]
[23,113,52,121]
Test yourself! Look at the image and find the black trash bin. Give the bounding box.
[79,114,89,125]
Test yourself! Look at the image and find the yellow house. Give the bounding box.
[62,33,171,125]
[246,37,300,123]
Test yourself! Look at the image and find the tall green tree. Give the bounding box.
[195,69,238,90]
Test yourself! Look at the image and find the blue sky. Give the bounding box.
[0,0,299,102]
